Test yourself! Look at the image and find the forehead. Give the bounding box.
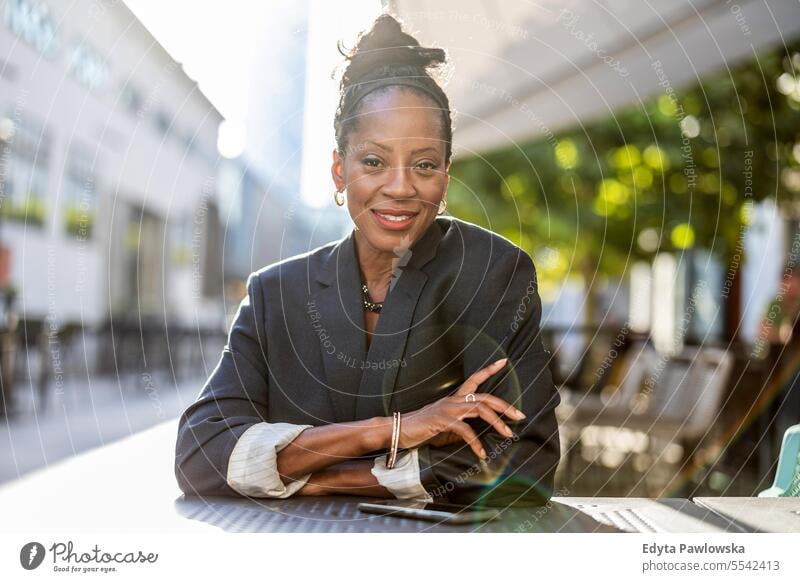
[350,87,444,147]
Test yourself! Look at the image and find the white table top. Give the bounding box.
[693,497,800,533]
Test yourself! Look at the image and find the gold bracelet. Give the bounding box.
[386,412,398,469]
[393,411,402,466]
[386,411,401,469]
[385,413,396,469]
[391,411,401,468]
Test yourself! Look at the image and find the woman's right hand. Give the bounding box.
[396,358,526,460]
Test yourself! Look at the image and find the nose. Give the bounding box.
[382,164,416,199]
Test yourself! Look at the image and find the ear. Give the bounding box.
[331,148,345,191]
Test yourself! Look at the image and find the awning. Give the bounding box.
[387,0,800,157]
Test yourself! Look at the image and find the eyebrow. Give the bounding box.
[364,140,440,156]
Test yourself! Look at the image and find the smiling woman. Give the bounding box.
[174,12,561,508]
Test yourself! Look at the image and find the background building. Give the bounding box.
[0,0,226,379]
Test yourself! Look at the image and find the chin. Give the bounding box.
[367,229,413,253]
[352,224,413,255]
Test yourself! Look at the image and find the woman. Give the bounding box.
[174,14,561,508]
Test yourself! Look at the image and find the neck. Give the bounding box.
[352,231,399,297]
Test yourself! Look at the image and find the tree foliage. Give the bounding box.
[447,40,800,292]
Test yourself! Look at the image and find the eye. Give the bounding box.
[362,157,382,168]
[417,161,438,171]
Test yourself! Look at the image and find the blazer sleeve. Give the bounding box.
[174,271,273,497]
[416,249,561,507]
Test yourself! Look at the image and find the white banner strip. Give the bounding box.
[2,533,799,581]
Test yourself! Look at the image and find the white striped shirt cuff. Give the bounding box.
[371,448,434,502]
[226,422,313,498]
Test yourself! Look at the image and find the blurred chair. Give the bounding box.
[557,340,658,427]
[557,343,734,493]
[759,424,800,498]
[556,340,657,483]
[623,346,733,442]
[626,346,733,494]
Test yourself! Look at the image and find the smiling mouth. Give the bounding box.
[371,209,419,230]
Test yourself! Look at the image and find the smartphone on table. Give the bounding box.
[357,499,500,524]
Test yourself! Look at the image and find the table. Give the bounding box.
[554,497,746,532]
[174,495,617,533]
[0,420,614,533]
[0,419,780,533]
[693,497,800,533]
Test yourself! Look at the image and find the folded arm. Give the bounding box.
[416,250,562,507]
[174,271,431,500]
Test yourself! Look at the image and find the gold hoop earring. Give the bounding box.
[437,199,447,215]
[334,188,345,206]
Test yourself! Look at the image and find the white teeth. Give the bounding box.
[376,213,412,222]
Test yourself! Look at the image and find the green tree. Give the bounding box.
[448,40,800,311]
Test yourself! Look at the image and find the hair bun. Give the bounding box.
[336,13,447,90]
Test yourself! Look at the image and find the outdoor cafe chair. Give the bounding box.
[759,423,800,497]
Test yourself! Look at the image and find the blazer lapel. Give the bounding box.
[313,219,448,422]
[311,230,367,422]
[354,220,445,420]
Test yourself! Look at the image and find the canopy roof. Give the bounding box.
[387,0,800,157]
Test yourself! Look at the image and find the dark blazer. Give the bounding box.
[174,215,561,507]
